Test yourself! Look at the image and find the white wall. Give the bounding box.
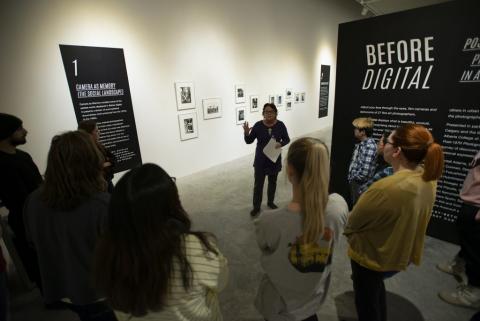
[0,0,362,178]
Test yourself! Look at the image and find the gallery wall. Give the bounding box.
[0,0,363,178]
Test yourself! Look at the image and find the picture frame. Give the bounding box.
[178,112,198,141]
[269,95,275,104]
[236,106,246,125]
[285,88,293,100]
[276,94,283,107]
[294,92,300,104]
[175,82,196,110]
[235,84,246,103]
[202,98,222,120]
[285,100,292,111]
[250,95,259,112]
[301,92,306,103]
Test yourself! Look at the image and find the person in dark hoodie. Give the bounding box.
[0,113,43,290]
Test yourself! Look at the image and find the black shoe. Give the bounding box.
[250,208,260,217]
[267,203,278,209]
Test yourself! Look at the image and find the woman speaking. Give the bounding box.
[243,103,290,217]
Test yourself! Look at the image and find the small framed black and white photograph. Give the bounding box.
[285,88,293,100]
[276,94,283,107]
[235,84,246,103]
[286,100,292,111]
[202,98,222,120]
[250,95,259,112]
[294,93,300,104]
[269,95,275,104]
[236,106,246,125]
[301,92,306,103]
[175,82,196,110]
[178,112,198,141]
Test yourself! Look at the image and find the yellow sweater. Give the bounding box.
[344,168,437,272]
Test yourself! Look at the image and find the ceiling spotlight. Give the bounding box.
[361,7,369,15]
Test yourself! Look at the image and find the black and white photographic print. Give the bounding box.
[178,112,198,141]
[285,88,292,100]
[236,106,246,125]
[301,92,306,103]
[175,82,196,110]
[276,94,283,106]
[294,93,300,103]
[269,95,275,104]
[286,100,292,111]
[235,84,246,103]
[202,98,222,120]
[250,95,259,112]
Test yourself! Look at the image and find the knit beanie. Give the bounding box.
[0,113,22,140]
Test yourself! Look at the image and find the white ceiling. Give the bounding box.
[356,0,453,16]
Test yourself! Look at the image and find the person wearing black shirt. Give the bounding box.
[0,113,43,290]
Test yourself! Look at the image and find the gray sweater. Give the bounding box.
[24,189,109,305]
[255,193,348,321]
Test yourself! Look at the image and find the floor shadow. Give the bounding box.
[334,291,425,321]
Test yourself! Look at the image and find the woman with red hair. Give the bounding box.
[345,123,444,321]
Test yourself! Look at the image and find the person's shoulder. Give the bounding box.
[253,120,263,127]
[325,194,348,220]
[90,192,111,206]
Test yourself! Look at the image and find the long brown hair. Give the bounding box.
[391,123,444,181]
[287,137,330,243]
[94,163,217,317]
[41,130,106,210]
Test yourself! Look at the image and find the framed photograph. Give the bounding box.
[236,106,246,125]
[301,92,306,103]
[276,94,283,106]
[202,98,222,120]
[178,112,198,141]
[235,84,246,103]
[250,95,259,112]
[285,100,292,111]
[294,92,300,104]
[285,88,293,100]
[269,95,275,104]
[175,82,196,110]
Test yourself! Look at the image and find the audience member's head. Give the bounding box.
[386,123,444,181]
[0,113,26,146]
[95,163,216,317]
[352,117,373,138]
[78,119,100,142]
[287,137,330,243]
[41,130,106,210]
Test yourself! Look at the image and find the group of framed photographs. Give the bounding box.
[175,81,306,141]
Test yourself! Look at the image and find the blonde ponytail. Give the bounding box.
[287,138,330,243]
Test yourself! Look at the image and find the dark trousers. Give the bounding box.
[266,315,318,321]
[457,203,480,286]
[253,169,278,210]
[349,181,361,207]
[0,272,8,321]
[67,301,117,321]
[351,260,386,321]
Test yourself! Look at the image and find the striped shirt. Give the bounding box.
[114,234,228,321]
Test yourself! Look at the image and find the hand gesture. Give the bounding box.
[242,122,251,135]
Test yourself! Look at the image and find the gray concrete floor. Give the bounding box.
[9,129,476,321]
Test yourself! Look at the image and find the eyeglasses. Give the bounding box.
[384,140,395,146]
[263,110,276,114]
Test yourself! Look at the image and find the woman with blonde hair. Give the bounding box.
[345,123,444,321]
[255,137,348,321]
